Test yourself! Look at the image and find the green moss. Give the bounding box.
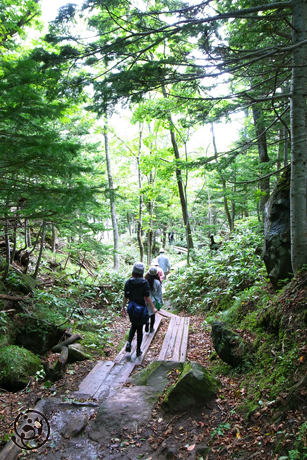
[0,345,42,390]
[277,165,290,191]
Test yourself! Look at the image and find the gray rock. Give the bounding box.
[89,386,159,442]
[159,439,178,459]
[60,414,89,437]
[211,321,247,368]
[68,344,91,362]
[263,166,292,290]
[161,361,221,413]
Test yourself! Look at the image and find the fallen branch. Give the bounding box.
[51,333,81,353]
[0,294,26,301]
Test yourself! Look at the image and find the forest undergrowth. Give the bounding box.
[0,219,307,459]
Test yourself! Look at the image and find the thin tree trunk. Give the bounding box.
[12,219,17,263]
[290,0,307,274]
[207,186,212,227]
[2,220,10,283]
[127,213,131,236]
[277,128,282,175]
[162,84,193,249]
[104,111,119,271]
[26,220,31,247]
[284,126,289,167]
[162,222,167,249]
[137,122,144,262]
[33,221,46,279]
[211,123,233,231]
[252,105,270,215]
[51,224,57,253]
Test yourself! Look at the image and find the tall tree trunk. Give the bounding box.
[127,213,131,236]
[33,221,45,279]
[211,124,233,231]
[277,128,282,175]
[2,220,10,283]
[290,0,307,274]
[26,219,31,247]
[137,123,144,262]
[284,126,289,167]
[51,224,57,253]
[252,105,270,215]
[162,84,194,249]
[104,111,119,271]
[12,219,17,263]
[162,222,167,249]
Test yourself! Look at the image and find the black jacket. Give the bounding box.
[124,277,150,307]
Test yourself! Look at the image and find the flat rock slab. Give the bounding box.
[89,385,160,442]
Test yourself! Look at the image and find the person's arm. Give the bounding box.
[145,296,157,313]
[156,281,164,305]
[121,297,128,315]
[167,257,171,273]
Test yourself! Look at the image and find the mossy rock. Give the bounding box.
[16,318,63,354]
[161,361,221,413]
[68,344,91,362]
[17,274,38,294]
[129,361,183,393]
[0,345,42,391]
[0,333,14,349]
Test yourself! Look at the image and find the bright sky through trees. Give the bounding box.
[39,0,242,153]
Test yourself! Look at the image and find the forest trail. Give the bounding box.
[74,309,190,400]
[0,308,191,460]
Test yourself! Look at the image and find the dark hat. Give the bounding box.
[132,262,145,275]
[148,266,158,276]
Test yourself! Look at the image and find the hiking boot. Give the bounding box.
[125,342,131,353]
[150,327,154,333]
[145,323,149,333]
[136,349,142,357]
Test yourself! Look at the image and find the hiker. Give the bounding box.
[169,230,174,245]
[158,248,171,280]
[152,258,164,283]
[121,262,155,357]
[145,267,163,333]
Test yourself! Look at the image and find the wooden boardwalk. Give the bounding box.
[74,309,189,400]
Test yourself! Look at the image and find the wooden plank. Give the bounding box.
[131,315,162,363]
[94,361,136,399]
[166,316,181,360]
[158,309,176,318]
[180,317,190,362]
[159,316,178,360]
[77,360,114,396]
[172,317,185,361]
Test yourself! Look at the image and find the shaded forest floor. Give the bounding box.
[1,293,307,459]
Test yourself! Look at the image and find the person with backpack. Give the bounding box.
[158,248,171,280]
[145,266,163,333]
[121,262,155,357]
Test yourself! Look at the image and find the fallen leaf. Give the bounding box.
[187,444,195,451]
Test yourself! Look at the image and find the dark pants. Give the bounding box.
[128,324,143,349]
[148,314,155,328]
